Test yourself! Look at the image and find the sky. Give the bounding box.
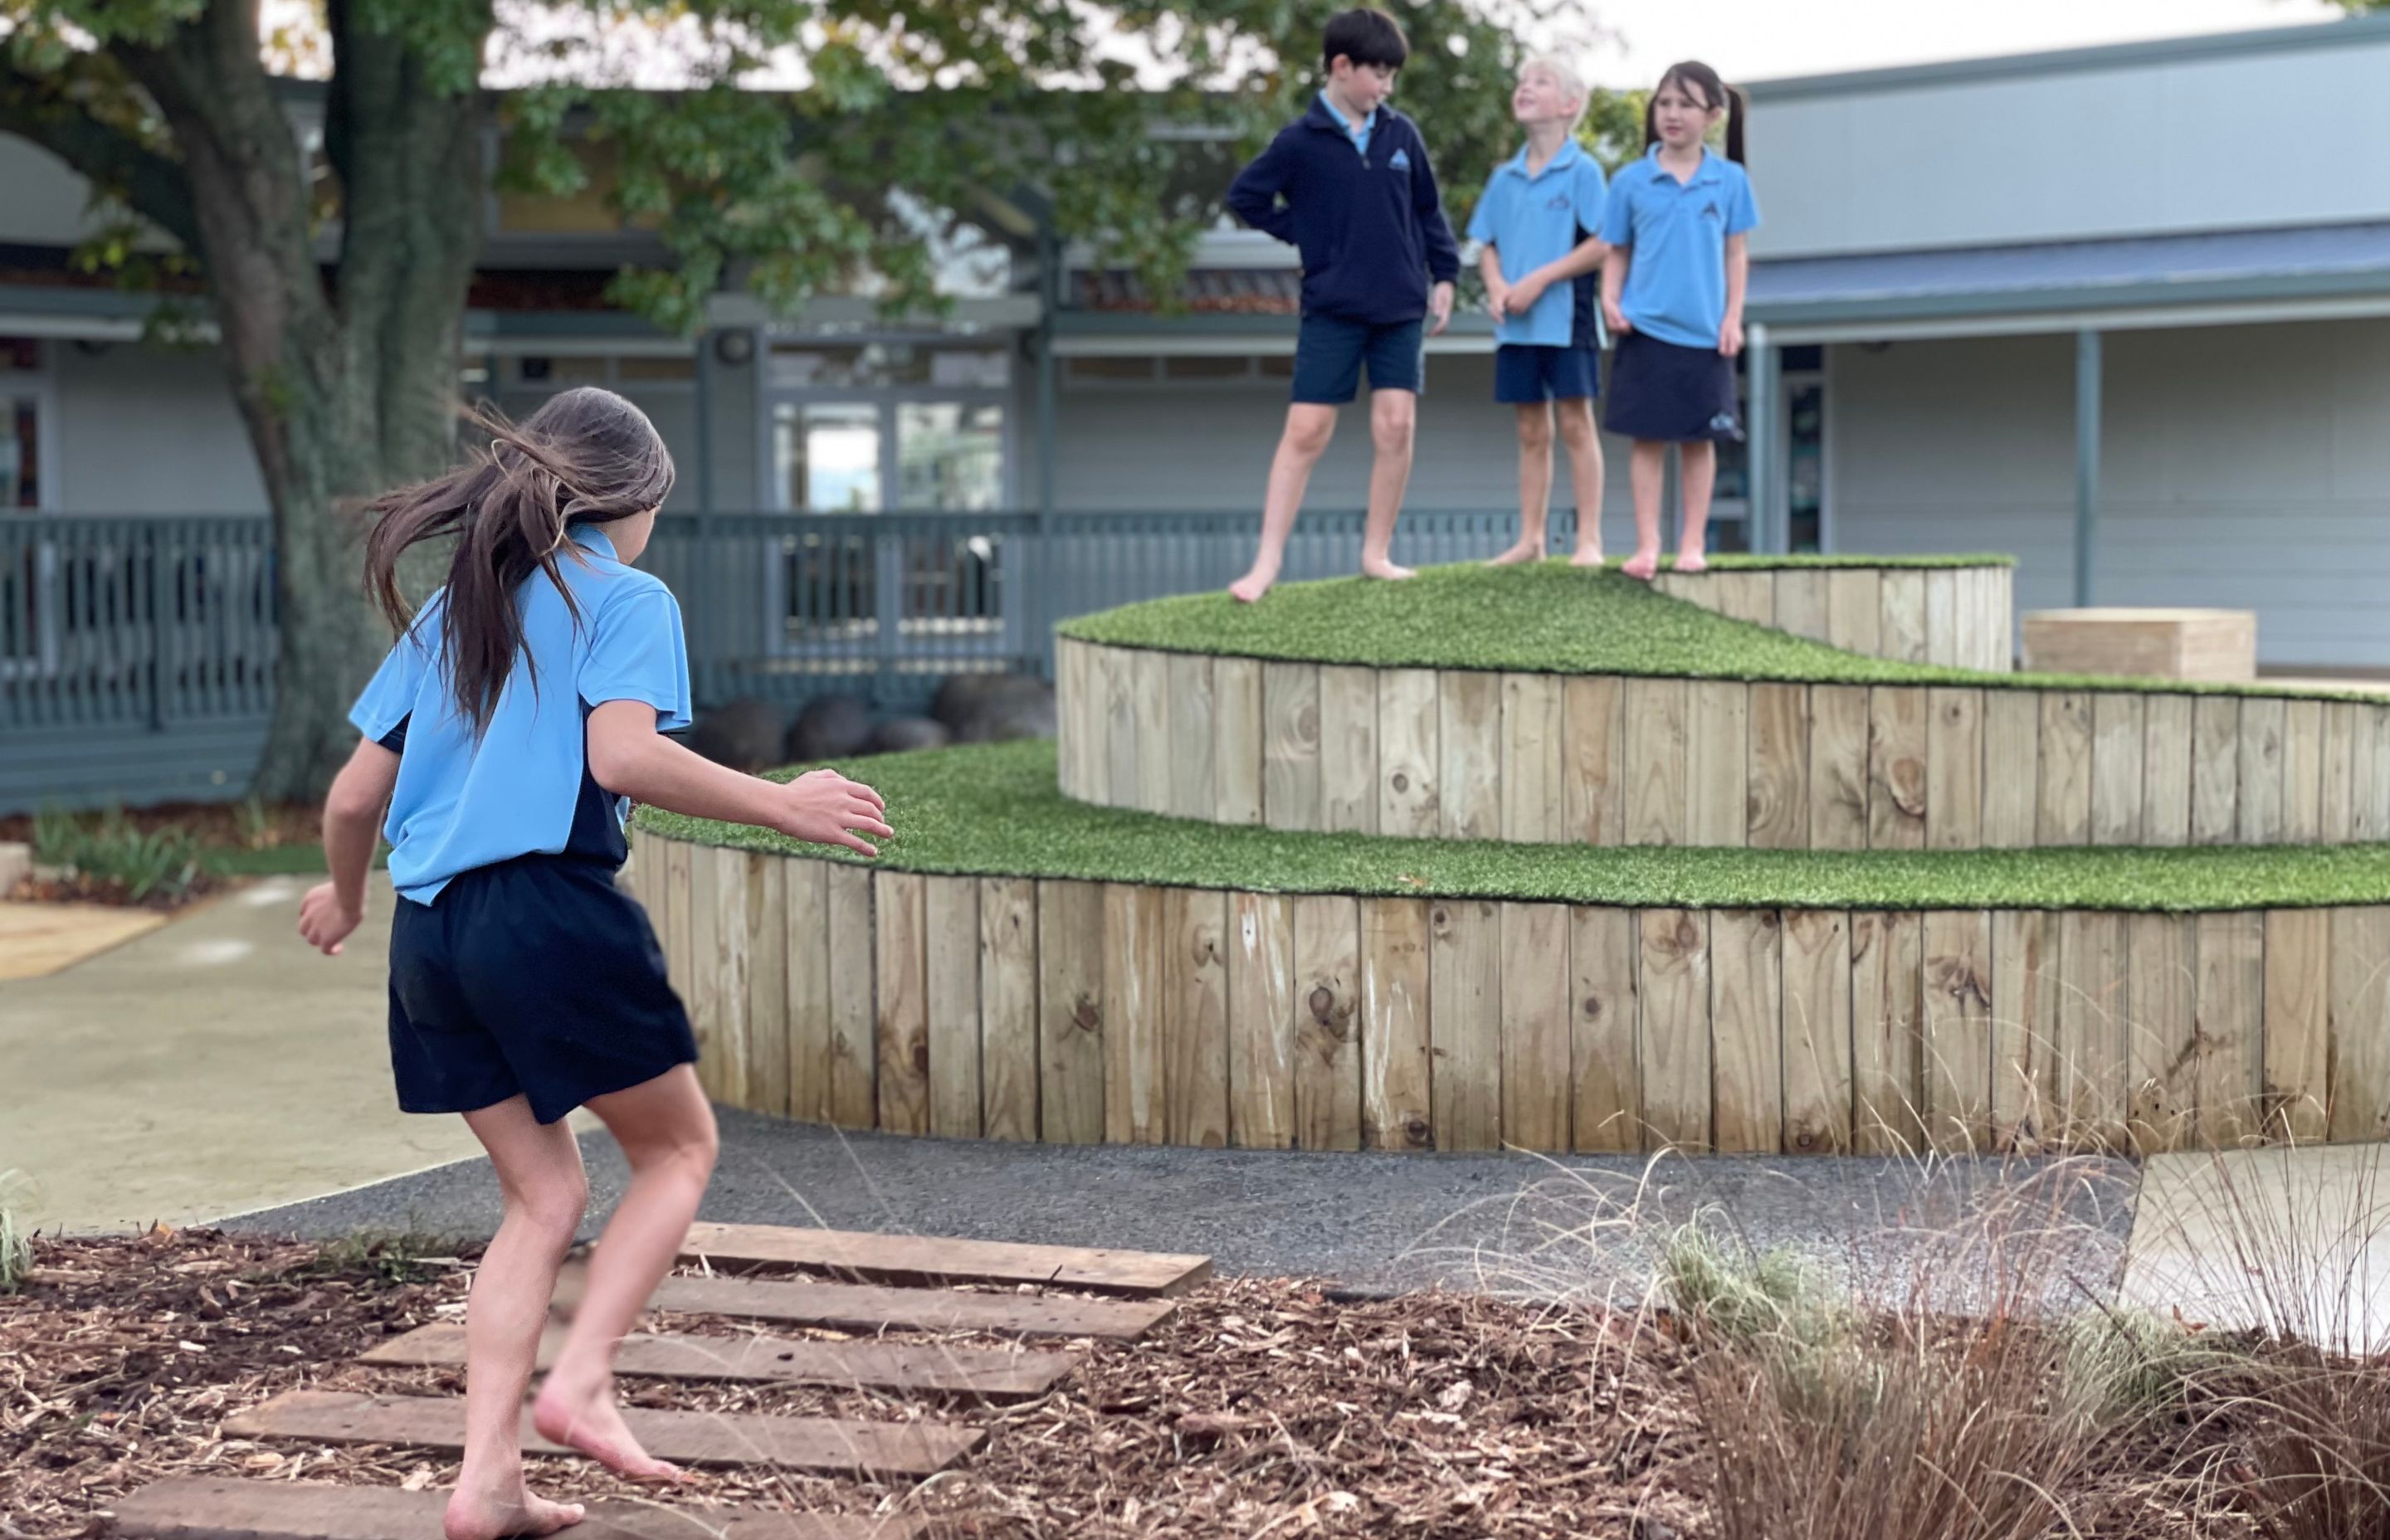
[1570,0,2345,87]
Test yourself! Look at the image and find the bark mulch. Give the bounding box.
[0,1228,2260,1539]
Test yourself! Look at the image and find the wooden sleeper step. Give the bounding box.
[679,1221,1213,1297]
[363,1320,1079,1401]
[110,1476,922,1539]
[222,1389,983,1477]
[637,1270,1178,1341]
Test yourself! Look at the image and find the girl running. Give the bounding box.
[298,387,891,1540]
[1597,60,1760,579]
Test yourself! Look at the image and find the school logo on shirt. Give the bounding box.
[1545,192,1571,211]
[1388,148,1412,171]
[1702,200,1723,221]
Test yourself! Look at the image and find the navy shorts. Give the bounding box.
[1290,315,1425,403]
[388,855,697,1125]
[1603,331,1742,442]
[1495,344,1601,404]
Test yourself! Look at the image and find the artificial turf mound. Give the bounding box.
[1056,561,2371,700]
[636,739,2390,913]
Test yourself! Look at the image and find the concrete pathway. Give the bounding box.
[2123,1143,2390,1352]
[0,875,593,1236]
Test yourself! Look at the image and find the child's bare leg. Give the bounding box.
[448,1097,589,1540]
[1231,405,1339,602]
[1490,403,1553,565]
[1677,438,1716,573]
[1556,398,1605,565]
[1360,388,1417,581]
[1622,440,1667,580]
[532,1065,717,1484]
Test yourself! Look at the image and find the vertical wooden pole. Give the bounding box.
[1570,906,1641,1153]
[1294,894,1363,1151]
[1499,902,1573,1152]
[1360,898,1435,1151]
[1162,886,1231,1149]
[1036,880,1106,1144]
[1781,910,1852,1154]
[1710,909,1784,1153]
[1637,908,1712,1153]
[977,876,1039,1142]
[1227,891,1296,1148]
[1429,899,1504,1151]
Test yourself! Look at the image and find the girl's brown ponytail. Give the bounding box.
[361,387,675,736]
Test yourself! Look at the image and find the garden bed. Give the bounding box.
[0,1226,2305,1540]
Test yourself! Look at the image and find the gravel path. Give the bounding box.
[225,1107,2140,1309]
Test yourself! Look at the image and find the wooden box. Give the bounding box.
[2021,609,2256,682]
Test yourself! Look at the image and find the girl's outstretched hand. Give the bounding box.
[298,881,363,956]
[773,767,893,856]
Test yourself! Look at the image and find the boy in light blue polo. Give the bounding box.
[1470,56,1610,567]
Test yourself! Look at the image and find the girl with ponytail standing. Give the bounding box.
[298,387,892,1539]
[1598,61,1760,579]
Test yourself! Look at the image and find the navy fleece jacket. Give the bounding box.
[1226,96,1461,326]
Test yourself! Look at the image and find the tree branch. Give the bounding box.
[0,60,202,254]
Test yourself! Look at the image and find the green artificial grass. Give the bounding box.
[633,740,2390,914]
[1056,562,2378,701]
[1605,553,2016,570]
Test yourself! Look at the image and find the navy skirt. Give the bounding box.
[1603,332,1742,443]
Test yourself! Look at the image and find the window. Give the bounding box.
[898,403,1004,511]
[774,402,883,512]
[768,342,1008,392]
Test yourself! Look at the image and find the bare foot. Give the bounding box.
[445,1479,584,1540]
[1621,550,1661,581]
[1228,568,1275,604]
[1485,539,1543,567]
[1674,549,1709,575]
[1568,545,1605,568]
[1360,558,1416,582]
[532,1375,689,1484]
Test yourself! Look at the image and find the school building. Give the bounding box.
[7,14,2390,804]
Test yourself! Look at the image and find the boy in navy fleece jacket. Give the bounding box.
[1224,7,1461,603]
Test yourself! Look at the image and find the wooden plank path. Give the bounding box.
[363,1321,1080,1401]
[222,1389,985,1476]
[120,1225,1209,1538]
[111,1478,924,1540]
[635,1271,1178,1341]
[678,1222,1213,1296]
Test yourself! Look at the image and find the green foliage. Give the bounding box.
[634,738,2390,913]
[305,1224,461,1286]
[32,807,208,902]
[10,0,1616,331]
[0,1171,33,1294]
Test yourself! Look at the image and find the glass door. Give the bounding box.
[761,340,1013,670]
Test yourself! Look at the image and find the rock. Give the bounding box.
[869,715,953,754]
[785,693,875,763]
[934,671,1055,743]
[686,697,786,772]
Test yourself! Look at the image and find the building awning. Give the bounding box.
[1751,220,2390,341]
[1062,220,2390,348]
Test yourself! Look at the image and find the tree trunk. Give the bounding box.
[105,1,490,802]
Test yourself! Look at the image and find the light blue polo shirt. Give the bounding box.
[1317,90,1376,157]
[1597,145,1761,349]
[1466,138,1607,348]
[349,524,692,905]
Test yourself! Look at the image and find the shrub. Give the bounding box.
[32,807,210,904]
